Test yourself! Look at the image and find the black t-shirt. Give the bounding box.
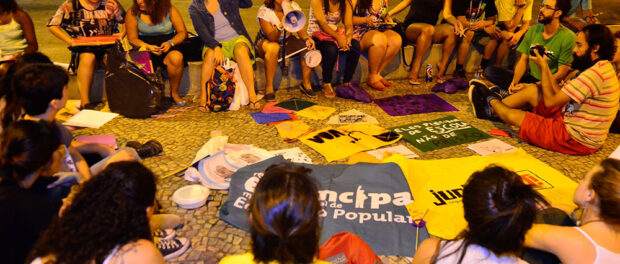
[452,0,497,21]
[404,0,444,26]
[53,121,72,148]
[0,179,61,264]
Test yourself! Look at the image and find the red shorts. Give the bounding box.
[519,99,597,155]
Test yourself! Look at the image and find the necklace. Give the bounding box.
[579,219,605,226]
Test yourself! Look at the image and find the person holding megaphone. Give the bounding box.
[189,0,259,111]
[255,0,318,101]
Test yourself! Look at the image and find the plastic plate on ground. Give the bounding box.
[172,185,210,209]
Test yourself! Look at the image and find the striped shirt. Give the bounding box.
[562,60,620,149]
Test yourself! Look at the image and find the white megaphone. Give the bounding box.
[281,0,306,33]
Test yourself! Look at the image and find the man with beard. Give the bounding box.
[469,24,619,155]
[485,0,574,96]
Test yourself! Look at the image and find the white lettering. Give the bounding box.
[369,193,391,209]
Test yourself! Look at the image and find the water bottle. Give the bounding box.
[425,64,433,82]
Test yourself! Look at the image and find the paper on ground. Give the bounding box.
[467,139,517,156]
[269,147,312,164]
[63,110,118,128]
[365,145,419,159]
[326,109,379,125]
[610,144,620,160]
[190,136,229,165]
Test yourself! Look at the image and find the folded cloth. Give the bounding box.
[250,112,292,124]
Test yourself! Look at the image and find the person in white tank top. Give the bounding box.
[413,165,548,264]
[525,158,620,264]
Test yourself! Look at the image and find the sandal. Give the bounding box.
[366,80,386,91]
[408,78,421,85]
[264,93,276,102]
[198,105,210,113]
[249,99,261,110]
[322,83,335,98]
[299,83,317,98]
[379,78,393,87]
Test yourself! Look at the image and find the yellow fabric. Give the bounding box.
[383,148,578,239]
[346,152,382,164]
[300,124,401,162]
[275,120,312,142]
[296,105,336,120]
[202,35,255,63]
[219,253,330,264]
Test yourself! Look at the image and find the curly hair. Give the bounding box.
[29,161,157,264]
[0,0,18,13]
[249,162,321,264]
[434,165,548,264]
[130,0,172,25]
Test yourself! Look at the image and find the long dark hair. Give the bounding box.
[249,163,321,264]
[0,0,18,13]
[353,0,372,16]
[589,159,620,225]
[29,161,157,264]
[0,120,60,183]
[130,0,171,24]
[434,165,548,264]
[582,24,617,61]
[323,0,347,20]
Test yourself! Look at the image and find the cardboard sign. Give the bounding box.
[391,116,490,152]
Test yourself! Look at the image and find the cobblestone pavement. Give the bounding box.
[68,79,620,264]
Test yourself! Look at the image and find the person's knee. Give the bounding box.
[203,49,214,62]
[372,33,388,48]
[166,52,184,67]
[264,41,280,59]
[422,25,435,37]
[464,31,474,42]
[234,43,250,56]
[388,33,403,48]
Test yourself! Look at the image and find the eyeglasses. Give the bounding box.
[540,4,559,11]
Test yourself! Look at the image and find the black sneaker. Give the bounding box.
[152,229,175,240]
[157,237,190,260]
[490,85,511,99]
[299,84,316,98]
[454,69,467,79]
[468,82,496,120]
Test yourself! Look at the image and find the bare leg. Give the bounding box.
[500,82,540,109]
[233,42,257,108]
[457,30,475,66]
[360,30,387,89]
[199,48,216,107]
[490,99,527,126]
[495,37,511,65]
[406,23,434,82]
[432,23,457,81]
[378,30,402,74]
[260,40,280,96]
[163,50,185,103]
[77,52,96,107]
[300,52,312,89]
[483,38,499,60]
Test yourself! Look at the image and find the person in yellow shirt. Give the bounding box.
[219,163,329,264]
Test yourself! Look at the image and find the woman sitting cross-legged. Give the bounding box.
[350,0,401,91]
[389,0,459,84]
[308,0,360,97]
[524,159,620,264]
[256,0,317,101]
[219,163,329,264]
[413,165,546,264]
[126,0,188,106]
[28,161,168,264]
[189,0,258,111]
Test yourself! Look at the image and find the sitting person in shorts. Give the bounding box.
[469,24,619,155]
[47,0,125,109]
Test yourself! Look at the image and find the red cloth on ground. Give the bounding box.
[317,232,382,264]
[519,99,597,155]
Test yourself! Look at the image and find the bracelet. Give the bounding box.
[167,40,174,47]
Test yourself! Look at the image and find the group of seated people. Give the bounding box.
[1,0,605,109]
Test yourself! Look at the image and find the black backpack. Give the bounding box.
[105,41,165,118]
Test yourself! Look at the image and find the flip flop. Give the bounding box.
[379,78,393,87]
[366,80,386,91]
[198,105,210,113]
[249,100,261,110]
[408,78,421,85]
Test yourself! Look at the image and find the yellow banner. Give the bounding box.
[383,149,578,239]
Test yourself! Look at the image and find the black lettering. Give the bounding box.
[430,190,447,206]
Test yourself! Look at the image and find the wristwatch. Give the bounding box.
[167,40,175,47]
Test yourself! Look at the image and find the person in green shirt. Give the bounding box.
[485,0,574,95]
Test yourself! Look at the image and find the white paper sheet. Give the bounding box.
[63,110,118,128]
[467,139,517,156]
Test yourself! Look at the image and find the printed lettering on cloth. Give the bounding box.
[374,94,458,116]
[382,148,578,239]
[299,124,402,162]
[219,156,430,257]
[326,109,379,125]
[391,116,490,152]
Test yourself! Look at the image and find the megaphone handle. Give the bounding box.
[281,31,288,76]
